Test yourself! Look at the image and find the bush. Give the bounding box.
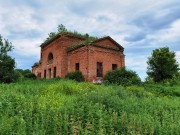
[103,67,141,86]
[24,73,36,79]
[15,69,36,80]
[65,71,85,82]
[54,76,61,80]
[145,73,180,86]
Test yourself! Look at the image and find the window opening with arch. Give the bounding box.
[47,52,53,64]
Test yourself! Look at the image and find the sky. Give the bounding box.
[0,0,180,80]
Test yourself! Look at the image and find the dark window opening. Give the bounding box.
[112,64,118,70]
[47,53,53,64]
[38,73,41,78]
[48,68,51,78]
[76,63,79,71]
[54,67,56,78]
[44,70,46,78]
[97,62,103,77]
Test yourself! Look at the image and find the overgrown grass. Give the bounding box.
[0,79,179,134]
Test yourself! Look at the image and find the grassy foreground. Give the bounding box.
[0,79,180,135]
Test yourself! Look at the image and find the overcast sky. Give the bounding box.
[0,0,180,80]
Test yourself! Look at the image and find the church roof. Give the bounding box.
[67,36,124,52]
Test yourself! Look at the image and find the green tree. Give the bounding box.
[0,35,16,83]
[46,32,56,40]
[46,24,67,41]
[147,47,179,82]
[57,24,67,33]
[15,69,36,79]
[0,35,13,55]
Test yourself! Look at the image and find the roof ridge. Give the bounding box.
[40,32,87,48]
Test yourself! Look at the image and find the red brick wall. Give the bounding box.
[32,65,41,79]
[87,45,124,82]
[32,36,125,82]
[67,46,89,80]
[32,66,38,76]
[39,35,84,78]
[67,42,124,82]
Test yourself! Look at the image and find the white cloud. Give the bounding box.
[0,0,179,78]
[158,19,180,41]
[12,39,41,57]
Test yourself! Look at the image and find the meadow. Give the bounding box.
[0,79,180,135]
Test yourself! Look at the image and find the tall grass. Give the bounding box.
[0,79,179,134]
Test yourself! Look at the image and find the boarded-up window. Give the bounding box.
[54,67,56,78]
[112,64,117,70]
[97,62,103,77]
[76,63,79,71]
[44,70,46,78]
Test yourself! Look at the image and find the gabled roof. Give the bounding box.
[91,36,124,50]
[67,36,124,52]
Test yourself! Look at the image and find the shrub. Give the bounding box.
[24,73,36,79]
[65,71,85,82]
[15,69,36,80]
[103,67,141,86]
[145,73,180,86]
[54,76,61,80]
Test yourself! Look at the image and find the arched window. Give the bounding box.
[47,52,53,64]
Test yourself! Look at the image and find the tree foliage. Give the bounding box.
[0,35,16,83]
[45,24,98,43]
[65,71,85,82]
[103,67,141,86]
[147,47,179,82]
[57,24,67,33]
[0,35,13,55]
[46,24,68,41]
[46,32,56,40]
[15,69,36,80]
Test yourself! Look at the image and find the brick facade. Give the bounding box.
[32,34,125,82]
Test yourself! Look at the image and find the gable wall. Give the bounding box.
[87,45,124,82]
[40,36,84,78]
[94,38,120,50]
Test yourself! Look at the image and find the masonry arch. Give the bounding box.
[47,52,53,64]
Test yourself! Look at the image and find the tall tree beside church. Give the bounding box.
[0,35,16,83]
[147,47,179,82]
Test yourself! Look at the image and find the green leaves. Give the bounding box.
[0,35,16,83]
[65,71,85,82]
[0,35,13,55]
[44,24,98,44]
[57,24,67,33]
[103,67,141,86]
[147,47,179,82]
[0,79,180,134]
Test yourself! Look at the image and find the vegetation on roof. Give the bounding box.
[43,24,98,45]
[67,35,98,52]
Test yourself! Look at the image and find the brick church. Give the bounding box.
[32,32,125,82]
